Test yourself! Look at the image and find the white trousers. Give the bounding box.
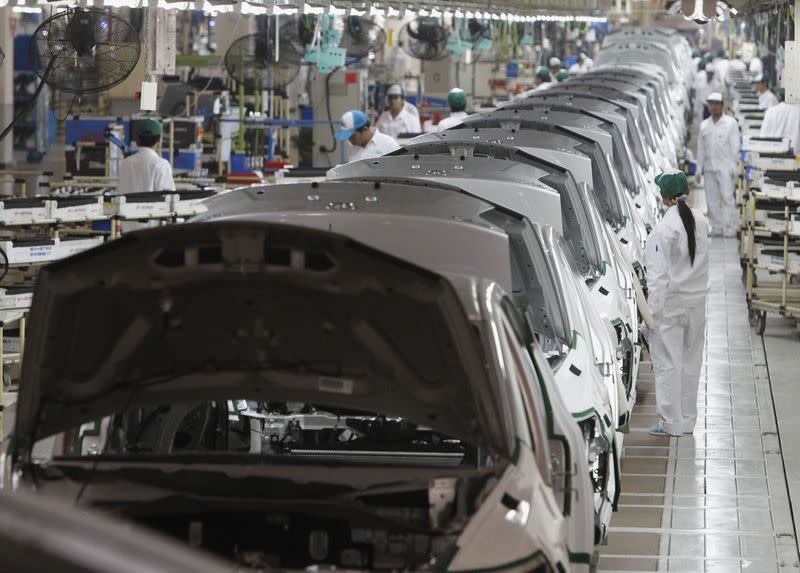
[650,301,706,435]
[704,170,738,237]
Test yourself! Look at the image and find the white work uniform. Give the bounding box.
[346,131,400,163]
[730,59,747,73]
[697,115,740,236]
[713,59,730,85]
[749,57,763,75]
[438,111,469,131]
[645,205,710,435]
[404,100,420,122]
[694,73,709,120]
[760,102,800,154]
[758,89,779,110]
[568,58,593,74]
[117,147,176,195]
[376,107,422,139]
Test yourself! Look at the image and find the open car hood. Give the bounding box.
[15,222,507,458]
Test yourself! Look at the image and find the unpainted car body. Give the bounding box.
[7,220,584,572]
[197,180,619,548]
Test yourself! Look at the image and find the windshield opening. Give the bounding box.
[481,213,570,354]
[539,171,603,278]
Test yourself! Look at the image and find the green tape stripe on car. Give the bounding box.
[568,550,593,565]
[571,408,614,443]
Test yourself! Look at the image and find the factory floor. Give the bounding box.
[597,234,800,572]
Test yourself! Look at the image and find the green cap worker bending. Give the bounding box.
[533,66,552,91]
[118,118,176,195]
[645,170,710,437]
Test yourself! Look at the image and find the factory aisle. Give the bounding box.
[598,238,800,573]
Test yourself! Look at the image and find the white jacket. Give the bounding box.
[117,147,176,194]
[758,90,779,110]
[645,205,710,320]
[697,115,740,174]
[760,102,800,154]
[346,131,400,163]
[438,111,470,131]
[376,107,422,139]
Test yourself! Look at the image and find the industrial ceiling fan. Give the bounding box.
[398,17,450,61]
[0,7,141,142]
[340,16,386,61]
[224,28,304,92]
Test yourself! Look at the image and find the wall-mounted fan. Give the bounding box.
[399,17,449,61]
[340,16,386,61]
[224,32,303,92]
[0,8,141,142]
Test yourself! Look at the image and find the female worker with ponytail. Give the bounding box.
[646,170,711,437]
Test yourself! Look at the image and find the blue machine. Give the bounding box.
[66,117,130,146]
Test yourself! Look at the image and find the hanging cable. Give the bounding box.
[318,66,342,156]
[0,58,56,142]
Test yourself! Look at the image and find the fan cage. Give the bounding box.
[29,8,141,95]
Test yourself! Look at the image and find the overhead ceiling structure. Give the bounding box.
[13,0,615,18]
[666,0,738,22]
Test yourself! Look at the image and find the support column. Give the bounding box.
[0,7,14,172]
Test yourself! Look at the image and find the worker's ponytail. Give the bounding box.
[676,196,697,266]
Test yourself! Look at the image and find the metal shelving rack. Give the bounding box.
[743,192,800,334]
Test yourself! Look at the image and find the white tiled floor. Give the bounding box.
[598,238,800,572]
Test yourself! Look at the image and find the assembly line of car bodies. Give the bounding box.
[3,27,692,573]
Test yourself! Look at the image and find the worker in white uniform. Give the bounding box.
[568,52,593,74]
[694,67,718,123]
[646,171,710,437]
[547,57,562,82]
[512,67,553,100]
[697,92,740,237]
[729,53,747,73]
[438,88,469,131]
[749,55,763,76]
[760,89,800,154]
[753,75,779,110]
[712,49,730,86]
[337,110,400,163]
[118,118,175,195]
[376,84,421,140]
[533,66,553,91]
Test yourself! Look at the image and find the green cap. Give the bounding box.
[447,87,467,108]
[751,74,769,84]
[654,170,689,199]
[535,66,551,80]
[555,68,569,81]
[137,118,162,137]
